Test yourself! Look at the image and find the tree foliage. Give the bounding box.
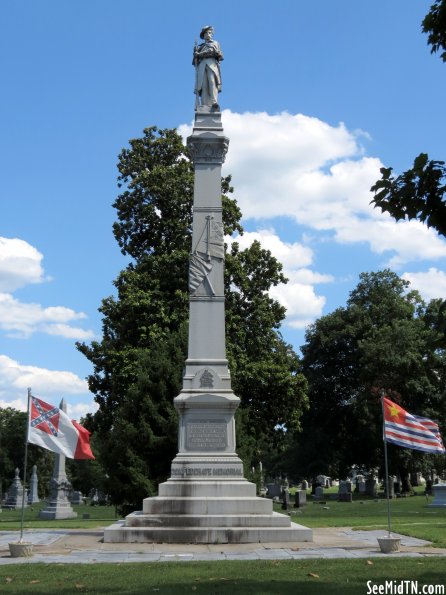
[0,408,54,499]
[371,153,446,237]
[287,270,445,482]
[422,0,446,62]
[78,126,308,509]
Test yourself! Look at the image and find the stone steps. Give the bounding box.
[126,511,291,528]
[103,521,313,544]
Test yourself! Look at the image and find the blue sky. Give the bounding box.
[1,1,446,417]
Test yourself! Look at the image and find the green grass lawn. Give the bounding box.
[1,559,445,594]
[274,490,446,547]
[0,503,118,530]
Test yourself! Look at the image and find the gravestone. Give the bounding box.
[281,487,290,510]
[338,480,352,495]
[3,468,27,509]
[70,490,84,505]
[358,479,366,493]
[427,484,446,508]
[338,492,352,502]
[294,490,307,508]
[314,486,324,499]
[266,483,281,499]
[103,26,312,544]
[365,477,377,497]
[39,399,77,520]
[384,476,395,498]
[27,465,40,504]
[301,479,309,490]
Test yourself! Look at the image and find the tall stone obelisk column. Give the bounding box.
[103,26,312,543]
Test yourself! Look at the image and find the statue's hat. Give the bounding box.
[200,25,213,39]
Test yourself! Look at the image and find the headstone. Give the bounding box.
[365,477,378,497]
[358,479,366,494]
[338,492,353,502]
[425,479,434,496]
[427,484,446,508]
[338,480,352,495]
[102,29,312,544]
[301,479,309,491]
[384,477,395,498]
[281,487,290,510]
[266,483,281,499]
[314,486,324,499]
[27,465,40,504]
[294,490,307,508]
[394,480,401,495]
[3,468,28,509]
[70,490,84,505]
[39,399,77,519]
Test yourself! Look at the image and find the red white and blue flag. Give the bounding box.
[28,395,95,460]
[383,397,445,455]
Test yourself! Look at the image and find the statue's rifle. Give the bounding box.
[194,39,199,110]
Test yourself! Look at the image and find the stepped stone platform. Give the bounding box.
[103,477,312,544]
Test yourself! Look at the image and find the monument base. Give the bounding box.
[103,476,312,544]
[39,502,77,520]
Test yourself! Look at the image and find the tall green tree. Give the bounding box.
[287,270,445,483]
[77,127,307,510]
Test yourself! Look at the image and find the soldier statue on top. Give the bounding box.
[193,25,223,111]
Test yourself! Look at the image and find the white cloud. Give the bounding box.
[0,293,94,339]
[403,268,446,301]
[0,354,91,412]
[181,110,446,266]
[0,237,46,292]
[68,400,98,421]
[227,229,313,269]
[226,229,332,329]
[270,282,327,329]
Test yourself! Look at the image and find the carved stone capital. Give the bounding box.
[187,135,229,164]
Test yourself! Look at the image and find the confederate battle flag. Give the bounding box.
[28,395,95,460]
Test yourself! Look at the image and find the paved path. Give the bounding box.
[1,528,445,564]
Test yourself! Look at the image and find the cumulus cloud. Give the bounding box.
[402,268,446,301]
[0,353,89,402]
[0,293,94,339]
[0,237,46,292]
[226,229,332,329]
[227,228,313,269]
[180,110,446,266]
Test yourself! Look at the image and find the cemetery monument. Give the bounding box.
[104,26,312,544]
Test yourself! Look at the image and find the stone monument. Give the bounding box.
[3,468,27,509]
[39,399,77,519]
[104,27,312,544]
[27,465,40,504]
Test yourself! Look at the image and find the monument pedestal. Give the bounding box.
[104,108,312,544]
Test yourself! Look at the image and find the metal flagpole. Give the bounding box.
[381,392,392,537]
[19,388,32,542]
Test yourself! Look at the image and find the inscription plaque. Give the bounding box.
[186,420,227,450]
